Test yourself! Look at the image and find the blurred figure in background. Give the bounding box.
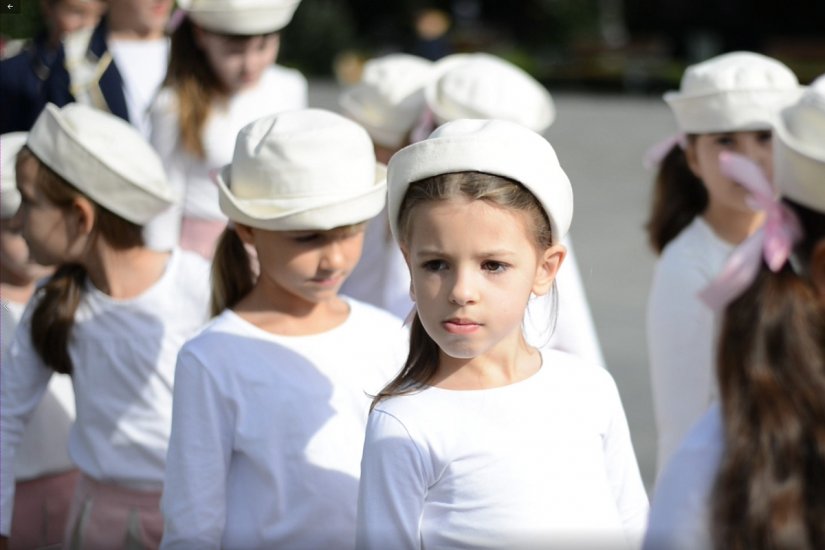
[145,0,307,259]
[338,52,433,318]
[0,0,106,133]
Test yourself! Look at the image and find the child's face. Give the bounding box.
[403,198,562,362]
[0,219,52,285]
[43,0,106,40]
[14,157,74,267]
[110,0,173,36]
[687,130,773,215]
[195,28,279,93]
[241,224,365,308]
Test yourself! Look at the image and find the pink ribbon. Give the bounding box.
[642,133,688,170]
[166,9,188,34]
[698,152,802,310]
[409,107,436,144]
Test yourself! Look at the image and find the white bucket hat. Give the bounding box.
[387,118,573,243]
[664,51,803,134]
[425,53,556,133]
[1,132,27,219]
[27,104,173,225]
[178,0,301,35]
[338,54,434,149]
[216,108,387,231]
[774,75,825,213]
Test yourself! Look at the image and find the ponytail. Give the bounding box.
[210,227,255,316]
[29,264,87,375]
[645,140,708,254]
[371,312,441,410]
[711,200,825,550]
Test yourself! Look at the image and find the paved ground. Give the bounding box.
[309,81,674,492]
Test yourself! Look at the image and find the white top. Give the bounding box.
[145,66,308,250]
[160,299,408,550]
[356,349,649,550]
[108,38,170,139]
[1,299,75,482]
[0,249,210,535]
[647,217,732,474]
[643,405,722,550]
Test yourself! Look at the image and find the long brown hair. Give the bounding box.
[645,137,709,254]
[370,171,555,410]
[711,199,825,550]
[19,148,144,375]
[210,227,255,317]
[164,18,228,158]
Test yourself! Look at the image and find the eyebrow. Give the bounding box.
[415,249,517,258]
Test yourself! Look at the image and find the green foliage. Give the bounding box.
[0,2,45,41]
[279,0,359,76]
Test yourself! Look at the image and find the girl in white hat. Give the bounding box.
[645,51,804,474]
[144,0,307,259]
[0,132,77,550]
[0,104,211,549]
[338,53,433,319]
[160,109,407,549]
[644,77,825,550]
[356,119,648,549]
[420,52,607,370]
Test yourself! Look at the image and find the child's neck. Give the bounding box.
[702,204,765,245]
[0,280,36,305]
[234,288,351,337]
[84,246,170,299]
[431,335,541,391]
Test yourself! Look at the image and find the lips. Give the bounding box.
[442,318,481,334]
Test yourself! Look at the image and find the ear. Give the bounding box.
[810,239,825,301]
[400,244,415,301]
[684,140,703,180]
[70,196,96,238]
[234,223,256,246]
[532,243,566,296]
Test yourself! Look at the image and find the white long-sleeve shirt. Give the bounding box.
[356,349,649,550]
[643,405,722,550]
[0,248,210,535]
[144,66,308,250]
[160,299,408,550]
[647,217,733,474]
[1,299,75,482]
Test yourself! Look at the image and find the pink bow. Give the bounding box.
[698,152,802,310]
[409,107,436,144]
[166,9,188,34]
[642,133,688,170]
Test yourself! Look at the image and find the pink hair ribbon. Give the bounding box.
[698,151,802,310]
[409,107,436,144]
[642,133,688,170]
[166,9,188,34]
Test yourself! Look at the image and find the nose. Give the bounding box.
[319,240,346,272]
[448,267,478,306]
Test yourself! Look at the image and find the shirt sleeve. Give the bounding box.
[160,347,234,549]
[647,254,717,472]
[643,407,721,550]
[0,303,55,535]
[600,370,650,549]
[356,409,429,550]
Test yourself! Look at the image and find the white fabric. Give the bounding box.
[28,103,174,225]
[1,299,75,482]
[145,66,307,249]
[108,38,170,139]
[0,248,211,535]
[160,299,407,549]
[387,119,574,244]
[215,109,386,231]
[356,349,648,550]
[774,76,825,213]
[647,217,732,475]
[643,405,722,550]
[179,0,301,35]
[663,51,802,134]
[0,132,26,219]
